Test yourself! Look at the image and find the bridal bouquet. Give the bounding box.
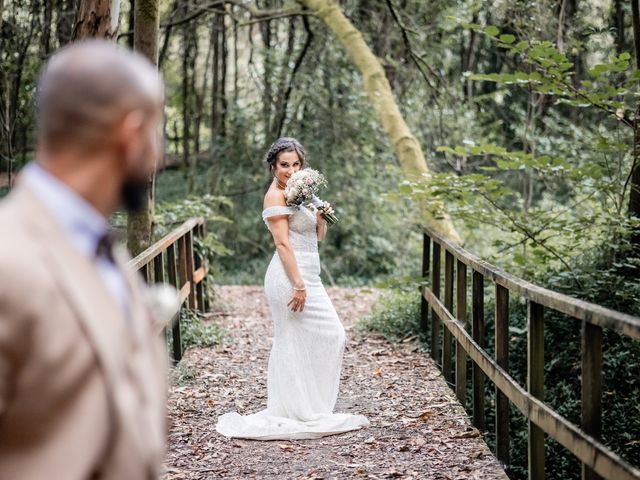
[284,168,338,225]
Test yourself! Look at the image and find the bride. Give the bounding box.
[215,137,370,440]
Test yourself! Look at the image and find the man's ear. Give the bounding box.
[117,109,146,168]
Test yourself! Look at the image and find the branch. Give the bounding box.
[479,191,583,287]
[275,15,314,136]
[385,0,442,94]
[117,1,227,40]
[117,0,310,41]
[236,10,312,27]
[225,0,307,19]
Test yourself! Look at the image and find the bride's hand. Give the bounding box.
[317,202,334,221]
[287,288,306,312]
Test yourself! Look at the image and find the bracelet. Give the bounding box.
[293,286,306,291]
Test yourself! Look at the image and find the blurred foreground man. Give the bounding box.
[0,40,168,479]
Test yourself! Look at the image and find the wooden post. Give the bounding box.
[443,250,454,383]
[581,321,603,480]
[455,259,467,406]
[495,284,510,467]
[184,230,197,309]
[141,263,149,283]
[194,224,205,313]
[199,222,210,312]
[169,241,182,363]
[154,252,166,341]
[472,270,485,430]
[528,301,545,480]
[430,241,442,364]
[420,233,431,335]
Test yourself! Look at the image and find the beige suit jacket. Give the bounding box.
[0,183,167,480]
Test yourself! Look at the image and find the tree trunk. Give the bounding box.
[613,0,627,55]
[127,0,134,49]
[630,0,640,247]
[220,10,227,139]
[73,0,119,40]
[182,22,191,171]
[299,0,460,241]
[42,0,53,55]
[260,17,273,142]
[210,12,221,152]
[126,0,159,256]
[56,0,76,45]
[158,0,179,68]
[275,16,313,138]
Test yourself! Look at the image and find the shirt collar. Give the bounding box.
[19,161,110,258]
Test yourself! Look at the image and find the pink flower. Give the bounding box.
[305,177,314,186]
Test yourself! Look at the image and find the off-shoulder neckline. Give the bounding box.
[262,205,294,214]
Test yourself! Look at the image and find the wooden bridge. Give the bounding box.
[130,218,640,480]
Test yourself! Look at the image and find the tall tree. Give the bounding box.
[297,0,460,241]
[631,0,640,247]
[127,0,160,255]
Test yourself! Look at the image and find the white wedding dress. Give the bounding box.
[215,204,370,440]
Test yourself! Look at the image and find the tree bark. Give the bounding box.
[126,0,159,255]
[298,0,460,241]
[73,0,119,40]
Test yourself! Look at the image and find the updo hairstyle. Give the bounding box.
[263,137,306,174]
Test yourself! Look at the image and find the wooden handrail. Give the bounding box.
[421,225,640,480]
[129,217,208,363]
[424,226,640,339]
[129,217,203,270]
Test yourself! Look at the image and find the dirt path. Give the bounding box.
[163,286,508,480]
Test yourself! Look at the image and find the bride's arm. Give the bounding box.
[317,216,327,242]
[267,215,306,311]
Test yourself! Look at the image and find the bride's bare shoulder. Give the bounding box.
[263,187,287,209]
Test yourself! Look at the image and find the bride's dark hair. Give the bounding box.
[264,137,306,173]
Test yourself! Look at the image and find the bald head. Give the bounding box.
[37,39,164,154]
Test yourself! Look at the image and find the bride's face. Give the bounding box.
[273,150,302,185]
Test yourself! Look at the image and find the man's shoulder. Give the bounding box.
[0,188,39,248]
[0,187,56,293]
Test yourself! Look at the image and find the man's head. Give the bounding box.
[36,39,164,215]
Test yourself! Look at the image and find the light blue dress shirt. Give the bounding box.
[20,162,131,314]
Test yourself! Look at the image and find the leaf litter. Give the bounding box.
[163,286,508,479]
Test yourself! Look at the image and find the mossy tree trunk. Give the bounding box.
[126,0,160,256]
[298,0,460,242]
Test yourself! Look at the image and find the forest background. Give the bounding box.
[1,0,639,478]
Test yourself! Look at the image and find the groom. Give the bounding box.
[0,41,168,479]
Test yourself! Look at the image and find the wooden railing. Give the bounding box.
[420,226,640,480]
[129,217,208,363]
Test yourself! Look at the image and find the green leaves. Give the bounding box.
[588,53,632,78]
[499,34,516,44]
[484,26,500,37]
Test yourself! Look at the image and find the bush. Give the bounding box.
[356,287,427,347]
[168,308,229,352]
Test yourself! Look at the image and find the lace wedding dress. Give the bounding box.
[215,204,370,440]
